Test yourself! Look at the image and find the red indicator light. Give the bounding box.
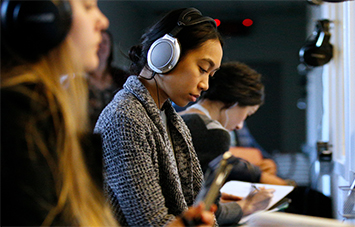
[214,19,221,27]
[242,19,253,27]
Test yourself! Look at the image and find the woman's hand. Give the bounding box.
[171,203,217,227]
[236,187,275,217]
[259,158,278,175]
[220,192,243,203]
[260,172,288,185]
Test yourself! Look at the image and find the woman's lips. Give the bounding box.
[190,94,200,102]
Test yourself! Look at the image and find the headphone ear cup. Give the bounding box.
[299,41,333,67]
[146,7,216,74]
[299,20,333,67]
[147,34,181,74]
[1,0,72,61]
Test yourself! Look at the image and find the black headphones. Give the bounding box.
[307,0,353,5]
[299,19,333,67]
[147,8,216,74]
[1,0,72,60]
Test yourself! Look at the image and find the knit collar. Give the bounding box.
[124,76,180,139]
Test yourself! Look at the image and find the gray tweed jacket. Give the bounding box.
[94,76,204,226]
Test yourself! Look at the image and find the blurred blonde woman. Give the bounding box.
[0,0,117,226]
[0,1,215,226]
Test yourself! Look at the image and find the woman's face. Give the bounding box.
[222,104,260,131]
[68,0,109,72]
[158,39,223,107]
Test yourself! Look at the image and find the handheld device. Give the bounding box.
[194,151,239,210]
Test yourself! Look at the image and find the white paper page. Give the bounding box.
[220,180,294,223]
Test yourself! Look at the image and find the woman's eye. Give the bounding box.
[199,67,208,73]
[86,5,94,10]
[84,1,97,10]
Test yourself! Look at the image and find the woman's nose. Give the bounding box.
[235,121,244,130]
[199,75,209,91]
[98,9,110,30]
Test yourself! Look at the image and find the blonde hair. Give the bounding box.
[1,37,118,226]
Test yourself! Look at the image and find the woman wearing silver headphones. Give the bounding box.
[1,1,214,226]
[94,7,224,226]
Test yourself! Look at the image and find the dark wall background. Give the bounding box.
[98,0,309,155]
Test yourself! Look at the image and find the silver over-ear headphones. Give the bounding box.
[147,8,216,74]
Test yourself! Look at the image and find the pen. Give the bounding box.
[251,184,260,192]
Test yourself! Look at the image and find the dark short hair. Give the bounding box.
[128,8,223,75]
[201,61,265,108]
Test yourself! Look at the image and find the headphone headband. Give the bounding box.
[1,0,72,61]
[147,8,217,74]
[170,8,216,37]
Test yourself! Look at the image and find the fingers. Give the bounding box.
[245,187,273,200]
[198,210,215,227]
[221,192,243,201]
[180,203,215,227]
[262,188,276,193]
[254,187,275,194]
[253,188,275,201]
[210,204,217,213]
[241,187,275,215]
[250,189,275,211]
[183,204,203,220]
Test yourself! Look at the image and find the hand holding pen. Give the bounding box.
[236,185,275,217]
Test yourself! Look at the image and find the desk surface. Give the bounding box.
[244,212,355,227]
